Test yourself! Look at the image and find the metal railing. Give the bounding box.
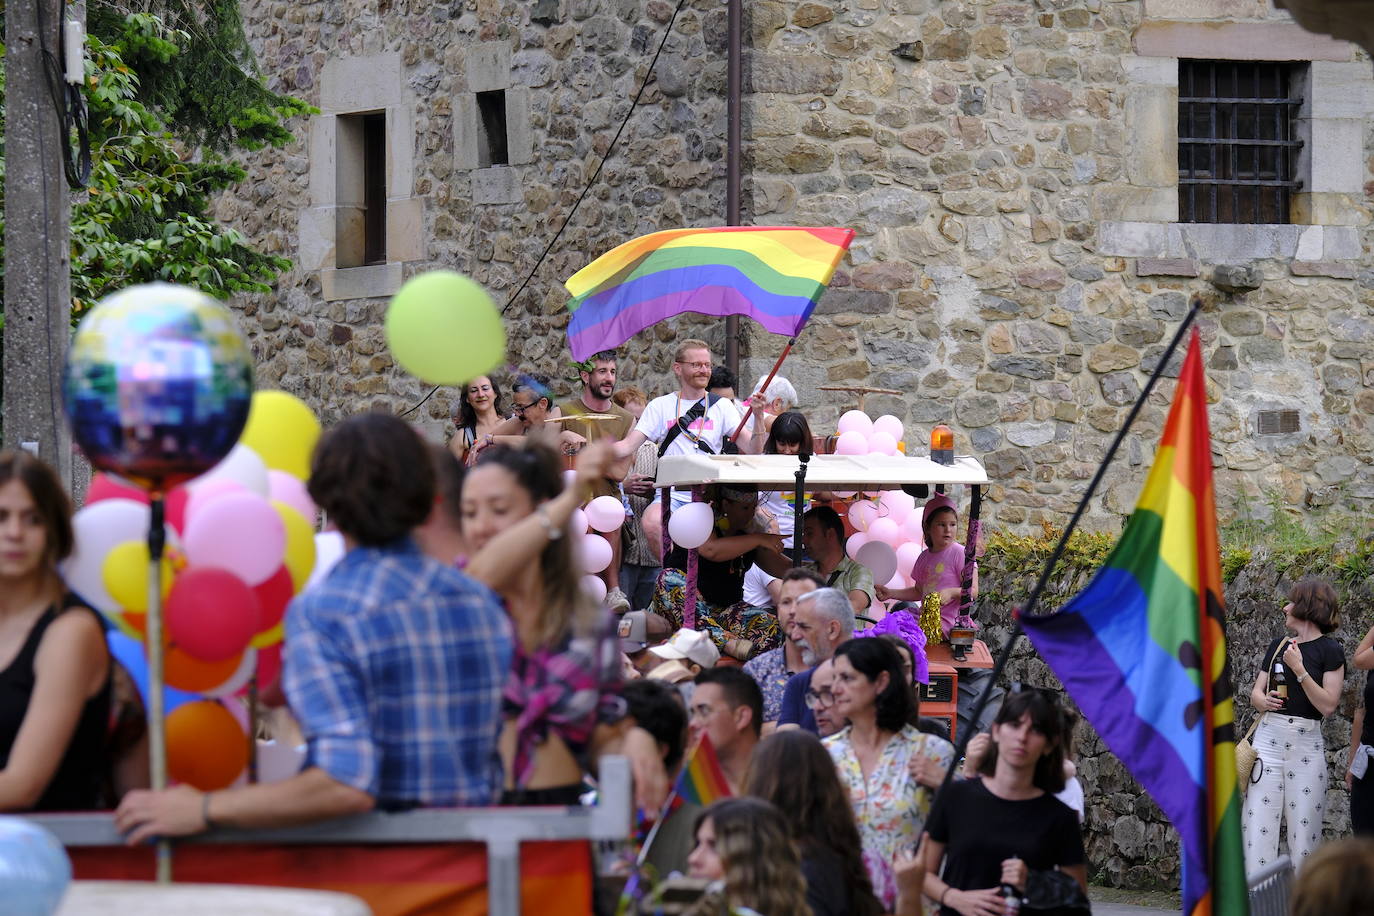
[28,756,632,916]
[1246,855,1293,916]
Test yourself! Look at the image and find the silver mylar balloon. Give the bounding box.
[0,817,71,915]
[63,283,255,490]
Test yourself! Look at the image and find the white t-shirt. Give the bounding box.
[742,564,777,608]
[636,393,745,458]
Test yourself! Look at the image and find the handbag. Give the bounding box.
[1236,641,1286,795]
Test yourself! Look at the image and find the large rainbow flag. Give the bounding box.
[1020,330,1247,916]
[563,226,854,361]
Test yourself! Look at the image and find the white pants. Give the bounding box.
[1242,714,1327,875]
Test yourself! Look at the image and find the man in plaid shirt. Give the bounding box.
[116,413,512,842]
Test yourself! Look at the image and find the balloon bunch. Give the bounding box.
[63,391,323,791]
[571,494,627,601]
[829,411,928,593]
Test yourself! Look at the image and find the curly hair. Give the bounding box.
[470,440,600,644]
[454,374,504,434]
[686,798,810,916]
[308,412,433,546]
[744,731,883,916]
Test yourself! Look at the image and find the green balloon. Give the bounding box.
[385,271,506,385]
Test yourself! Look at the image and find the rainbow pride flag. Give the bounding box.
[1021,330,1247,916]
[676,731,732,807]
[563,226,854,361]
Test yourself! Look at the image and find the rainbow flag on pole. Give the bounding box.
[563,226,854,361]
[674,731,732,807]
[1020,330,1247,916]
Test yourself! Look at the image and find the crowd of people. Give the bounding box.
[1,337,1371,915]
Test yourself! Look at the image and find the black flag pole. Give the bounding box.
[936,297,1204,795]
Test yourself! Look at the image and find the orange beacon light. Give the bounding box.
[930,424,954,465]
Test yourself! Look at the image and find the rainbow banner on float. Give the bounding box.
[1020,330,1247,916]
[563,226,854,361]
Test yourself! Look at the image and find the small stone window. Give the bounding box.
[1178,60,1305,224]
[1257,409,1300,435]
[336,111,388,268]
[476,90,509,167]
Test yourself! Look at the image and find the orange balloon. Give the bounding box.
[166,701,248,790]
[164,647,244,693]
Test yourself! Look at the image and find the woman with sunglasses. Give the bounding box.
[923,688,1086,916]
[649,484,792,661]
[824,637,953,912]
[461,440,667,813]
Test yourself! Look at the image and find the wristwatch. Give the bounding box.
[1296,672,1309,684]
[536,505,563,540]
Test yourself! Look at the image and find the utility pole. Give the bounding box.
[3,0,73,484]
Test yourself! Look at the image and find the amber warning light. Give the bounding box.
[930,424,954,465]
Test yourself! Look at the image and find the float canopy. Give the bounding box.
[654,453,990,492]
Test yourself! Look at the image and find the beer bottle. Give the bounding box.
[1272,657,1287,700]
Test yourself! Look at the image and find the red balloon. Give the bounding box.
[165,486,190,533]
[166,567,261,662]
[252,566,294,632]
[87,473,150,505]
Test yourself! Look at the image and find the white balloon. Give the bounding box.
[63,499,151,614]
[579,533,613,574]
[585,495,627,532]
[873,414,905,443]
[855,540,898,586]
[202,649,258,698]
[569,508,589,536]
[189,443,269,497]
[667,502,715,550]
[868,517,901,546]
[580,574,608,603]
[306,531,346,591]
[879,491,916,525]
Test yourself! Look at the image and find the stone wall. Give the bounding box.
[216,0,1374,534]
[975,534,1374,889]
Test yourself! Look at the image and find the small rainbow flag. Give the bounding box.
[1021,330,1247,916]
[563,226,854,361]
[675,731,732,807]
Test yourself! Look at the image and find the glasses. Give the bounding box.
[688,703,718,720]
[676,361,712,370]
[804,688,836,710]
[512,400,539,415]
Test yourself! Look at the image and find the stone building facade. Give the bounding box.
[218,0,1374,534]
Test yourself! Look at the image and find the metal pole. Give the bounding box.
[791,453,809,564]
[723,0,742,379]
[145,495,172,882]
[2,0,72,478]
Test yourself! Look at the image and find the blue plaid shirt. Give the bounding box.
[283,538,513,807]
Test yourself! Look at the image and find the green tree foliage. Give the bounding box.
[1,8,309,327]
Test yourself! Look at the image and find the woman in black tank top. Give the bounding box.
[0,451,111,811]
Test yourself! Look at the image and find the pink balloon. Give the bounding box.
[848,500,878,532]
[833,491,856,499]
[585,495,626,532]
[846,531,869,556]
[183,492,288,586]
[873,414,905,443]
[562,469,579,491]
[581,574,608,602]
[885,571,908,590]
[903,512,927,543]
[569,508,589,536]
[868,517,901,546]
[268,471,317,525]
[837,410,874,436]
[579,533,613,574]
[186,479,248,524]
[879,491,915,525]
[868,431,897,456]
[667,502,715,550]
[855,540,898,585]
[896,541,924,577]
[835,431,868,455]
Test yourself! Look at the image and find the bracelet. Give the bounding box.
[939,887,951,906]
[536,505,564,541]
[1296,672,1309,684]
[202,791,218,831]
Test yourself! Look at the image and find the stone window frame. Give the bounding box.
[301,53,423,302]
[453,42,533,207]
[1100,21,1374,265]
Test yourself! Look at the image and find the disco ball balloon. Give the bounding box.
[63,283,255,490]
[0,817,72,916]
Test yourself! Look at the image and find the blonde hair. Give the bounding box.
[1291,838,1374,916]
[685,799,810,916]
[674,339,710,363]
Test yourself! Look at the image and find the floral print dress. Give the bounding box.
[824,723,955,910]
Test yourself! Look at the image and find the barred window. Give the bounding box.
[1178,60,1304,224]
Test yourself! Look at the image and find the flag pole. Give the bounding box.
[937,298,1204,791]
[729,335,796,445]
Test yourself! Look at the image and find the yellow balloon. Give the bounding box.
[272,500,316,590]
[239,391,321,480]
[384,270,505,385]
[101,541,174,612]
[251,621,285,649]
